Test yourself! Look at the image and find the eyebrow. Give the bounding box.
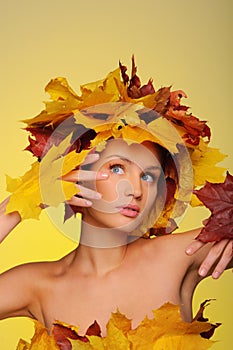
[105,155,161,172]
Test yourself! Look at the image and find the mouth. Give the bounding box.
[117,204,140,218]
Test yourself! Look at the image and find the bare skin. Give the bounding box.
[0,227,231,336]
[0,228,211,333]
[0,141,232,336]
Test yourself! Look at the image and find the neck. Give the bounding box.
[80,221,129,248]
[75,221,129,276]
[75,243,128,276]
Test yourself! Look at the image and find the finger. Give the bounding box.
[82,153,99,165]
[66,196,93,207]
[185,240,205,255]
[79,170,108,182]
[76,184,102,200]
[198,239,230,277]
[63,170,108,182]
[211,240,233,279]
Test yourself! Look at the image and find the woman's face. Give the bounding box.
[82,139,162,232]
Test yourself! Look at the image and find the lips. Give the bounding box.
[118,204,140,218]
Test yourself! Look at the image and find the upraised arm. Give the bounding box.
[186,237,233,279]
[0,197,21,243]
[0,198,36,321]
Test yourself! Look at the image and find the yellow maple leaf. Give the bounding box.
[76,68,122,111]
[80,68,120,98]
[16,320,60,350]
[6,134,90,220]
[128,303,215,350]
[190,193,204,207]
[191,140,226,187]
[103,68,122,97]
[69,339,94,350]
[22,77,82,128]
[152,303,212,335]
[74,103,182,154]
[153,334,213,350]
[103,320,131,350]
[110,309,132,335]
[45,77,82,102]
[16,303,217,350]
[87,336,105,350]
[16,339,30,350]
[6,161,43,220]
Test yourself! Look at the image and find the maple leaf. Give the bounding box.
[69,340,94,350]
[24,126,71,159]
[194,171,233,242]
[190,140,227,187]
[6,135,90,220]
[128,303,218,350]
[165,90,211,146]
[152,86,171,115]
[16,339,30,350]
[119,58,211,149]
[74,103,182,154]
[52,321,88,350]
[16,320,60,350]
[9,58,229,234]
[16,303,219,350]
[119,55,155,99]
[25,127,54,158]
[24,115,86,159]
[22,77,82,129]
[52,320,102,350]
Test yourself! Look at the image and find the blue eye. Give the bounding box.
[141,173,155,183]
[110,164,125,175]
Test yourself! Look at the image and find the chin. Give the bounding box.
[104,214,145,233]
[84,208,146,233]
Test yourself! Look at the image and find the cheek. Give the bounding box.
[96,178,119,201]
[142,184,158,207]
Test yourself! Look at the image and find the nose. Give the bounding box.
[124,174,143,200]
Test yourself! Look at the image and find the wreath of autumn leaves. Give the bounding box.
[5,56,233,241]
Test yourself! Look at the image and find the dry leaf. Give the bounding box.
[16,303,218,350]
[195,172,233,242]
[6,135,89,220]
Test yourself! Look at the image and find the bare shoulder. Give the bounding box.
[132,228,202,259]
[0,251,76,321]
[1,249,76,285]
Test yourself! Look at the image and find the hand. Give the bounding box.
[185,238,233,279]
[0,197,21,243]
[62,153,108,208]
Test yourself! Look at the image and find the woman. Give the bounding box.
[0,61,232,348]
[0,105,232,339]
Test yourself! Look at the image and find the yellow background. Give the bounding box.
[0,0,232,349]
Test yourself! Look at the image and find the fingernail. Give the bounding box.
[185,248,192,255]
[100,172,108,179]
[212,271,220,279]
[85,200,93,206]
[94,192,102,199]
[199,268,207,277]
[92,153,99,159]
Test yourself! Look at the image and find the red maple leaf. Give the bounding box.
[25,127,58,158]
[193,299,221,339]
[119,55,155,98]
[119,59,210,146]
[165,90,211,146]
[194,172,233,242]
[53,320,101,350]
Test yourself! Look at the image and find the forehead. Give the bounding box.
[97,139,161,169]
